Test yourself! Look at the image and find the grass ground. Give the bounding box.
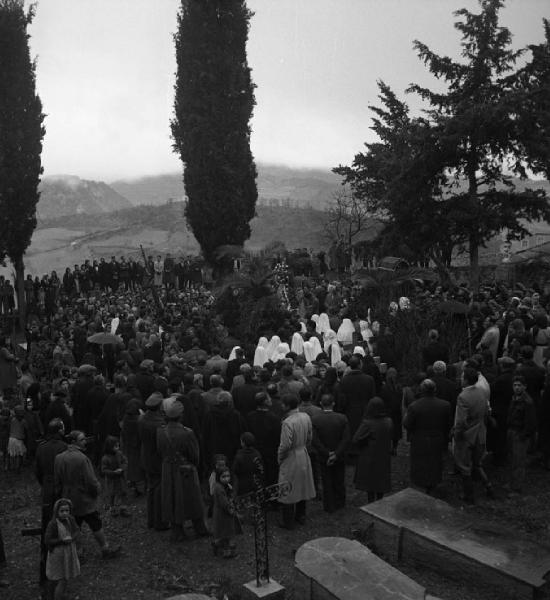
[1,440,550,600]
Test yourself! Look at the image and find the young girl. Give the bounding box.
[101,436,129,517]
[211,467,241,558]
[45,498,80,600]
[208,454,227,518]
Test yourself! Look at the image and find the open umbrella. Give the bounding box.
[87,332,122,345]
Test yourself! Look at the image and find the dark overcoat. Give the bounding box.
[157,422,204,525]
[352,406,393,493]
[403,395,452,488]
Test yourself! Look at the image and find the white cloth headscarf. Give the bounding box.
[336,318,355,344]
[323,329,337,354]
[353,345,366,357]
[317,313,330,335]
[303,341,316,362]
[273,342,290,362]
[309,336,323,360]
[228,346,241,361]
[291,332,305,355]
[266,336,281,361]
[330,343,343,366]
[253,337,269,367]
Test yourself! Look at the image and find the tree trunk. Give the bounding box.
[469,235,480,291]
[14,256,26,333]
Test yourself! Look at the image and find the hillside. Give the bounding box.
[110,163,343,209]
[38,176,132,219]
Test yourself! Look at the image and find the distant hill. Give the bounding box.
[110,163,343,209]
[38,176,132,219]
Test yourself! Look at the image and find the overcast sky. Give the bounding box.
[27,0,548,182]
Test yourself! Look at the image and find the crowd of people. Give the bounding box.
[0,251,550,598]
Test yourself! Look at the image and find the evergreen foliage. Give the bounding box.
[171,0,257,266]
[0,0,45,323]
[336,0,550,288]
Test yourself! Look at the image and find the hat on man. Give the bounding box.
[145,392,164,408]
[140,359,154,370]
[498,356,516,367]
[433,361,447,374]
[78,364,96,375]
[165,400,184,419]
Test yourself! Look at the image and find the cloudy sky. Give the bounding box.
[27,0,548,182]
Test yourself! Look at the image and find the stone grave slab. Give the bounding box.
[360,487,550,600]
[294,536,434,600]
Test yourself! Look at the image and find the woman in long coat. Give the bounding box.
[352,396,393,502]
[403,379,452,492]
[157,401,208,541]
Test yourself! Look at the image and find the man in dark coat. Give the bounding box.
[157,401,208,541]
[202,391,246,470]
[312,393,350,512]
[137,393,167,530]
[403,379,452,493]
[71,365,96,433]
[489,356,516,466]
[44,390,73,434]
[431,361,459,418]
[135,360,156,403]
[338,356,375,454]
[232,368,261,418]
[246,392,282,487]
[35,418,67,582]
[517,345,545,408]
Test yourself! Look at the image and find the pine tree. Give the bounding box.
[0,0,45,329]
[171,0,257,270]
[407,0,549,287]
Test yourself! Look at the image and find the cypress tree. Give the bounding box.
[171,0,257,269]
[0,0,45,330]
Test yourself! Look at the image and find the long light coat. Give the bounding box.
[277,410,316,504]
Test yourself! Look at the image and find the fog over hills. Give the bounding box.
[39,175,132,219]
[109,163,343,208]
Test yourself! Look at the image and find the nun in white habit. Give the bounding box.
[330,342,343,367]
[317,313,331,335]
[323,329,338,354]
[336,318,355,346]
[273,342,291,362]
[266,335,281,362]
[253,337,269,367]
[291,332,305,356]
[303,340,317,363]
[309,336,323,360]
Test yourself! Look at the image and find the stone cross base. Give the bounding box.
[243,579,285,600]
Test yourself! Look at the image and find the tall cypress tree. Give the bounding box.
[171,0,257,269]
[0,0,45,329]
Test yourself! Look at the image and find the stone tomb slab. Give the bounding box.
[360,488,550,599]
[294,536,432,600]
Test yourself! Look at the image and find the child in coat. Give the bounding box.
[207,454,227,518]
[101,436,129,517]
[211,467,241,558]
[45,498,80,600]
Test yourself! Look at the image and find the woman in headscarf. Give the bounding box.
[253,337,269,367]
[352,397,393,503]
[336,318,355,348]
[273,343,291,362]
[323,330,337,354]
[309,336,323,361]
[291,332,304,356]
[266,336,281,362]
[317,313,330,336]
[303,341,316,363]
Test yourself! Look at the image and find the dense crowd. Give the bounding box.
[1,253,550,599]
